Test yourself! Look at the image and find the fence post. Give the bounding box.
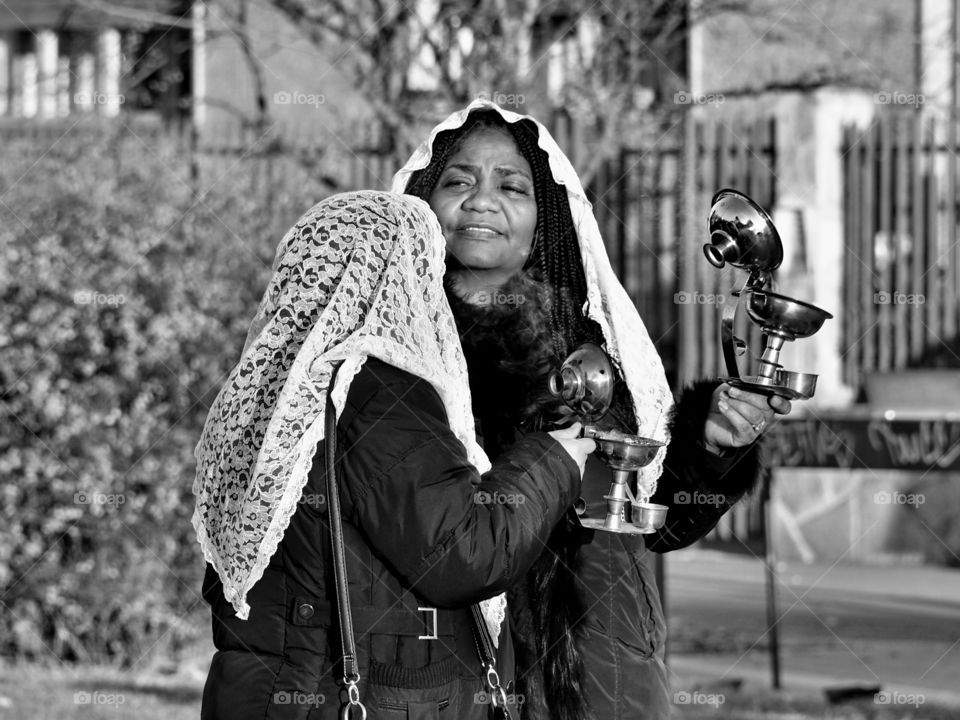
[0,33,8,117]
[37,30,57,119]
[679,111,698,386]
[761,470,781,689]
[909,114,927,361]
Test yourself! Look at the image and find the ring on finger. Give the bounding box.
[751,419,766,433]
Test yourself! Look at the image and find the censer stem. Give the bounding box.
[758,334,786,380]
[603,469,634,530]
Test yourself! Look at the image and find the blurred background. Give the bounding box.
[1,1,959,718]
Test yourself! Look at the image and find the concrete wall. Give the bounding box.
[771,468,960,565]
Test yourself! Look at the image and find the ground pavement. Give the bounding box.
[664,548,960,716]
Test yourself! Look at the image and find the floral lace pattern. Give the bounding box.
[392,101,674,502]
[193,191,492,622]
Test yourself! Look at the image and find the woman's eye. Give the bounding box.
[504,184,529,194]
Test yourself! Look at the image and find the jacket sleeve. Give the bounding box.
[646,379,763,552]
[336,362,581,608]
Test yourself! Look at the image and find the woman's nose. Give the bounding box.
[461,181,498,212]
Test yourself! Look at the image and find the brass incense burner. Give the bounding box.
[704,190,833,400]
[548,343,667,534]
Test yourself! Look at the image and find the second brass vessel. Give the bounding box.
[703,189,833,400]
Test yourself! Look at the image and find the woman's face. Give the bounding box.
[428,127,537,289]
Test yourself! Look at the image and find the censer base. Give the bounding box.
[577,517,658,535]
[724,375,814,401]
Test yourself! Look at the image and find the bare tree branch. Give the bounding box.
[205,0,708,169]
[235,0,272,130]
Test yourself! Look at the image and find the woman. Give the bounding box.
[392,102,791,719]
[193,190,594,719]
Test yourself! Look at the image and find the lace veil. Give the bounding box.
[193,190,491,621]
[392,101,674,500]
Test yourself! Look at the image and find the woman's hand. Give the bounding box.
[548,422,596,476]
[703,384,792,453]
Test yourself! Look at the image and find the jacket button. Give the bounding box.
[297,603,315,620]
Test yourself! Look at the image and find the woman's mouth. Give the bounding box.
[456,224,504,238]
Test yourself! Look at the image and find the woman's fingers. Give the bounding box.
[725,390,768,420]
[717,393,761,436]
[767,394,793,415]
[550,421,584,439]
[719,386,793,439]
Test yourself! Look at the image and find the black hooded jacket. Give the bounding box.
[200,358,581,719]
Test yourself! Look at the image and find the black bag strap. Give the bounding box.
[324,364,367,720]
[326,362,509,720]
[471,597,515,719]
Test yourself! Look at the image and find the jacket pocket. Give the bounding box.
[365,658,466,720]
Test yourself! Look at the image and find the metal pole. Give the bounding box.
[953,0,959,117]
[762,470,781,689]
[656,552,668,664]
[915,0,923,116]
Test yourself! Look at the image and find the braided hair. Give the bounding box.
[405,111,599,362]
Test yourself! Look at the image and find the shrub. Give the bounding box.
[0,121,325,665]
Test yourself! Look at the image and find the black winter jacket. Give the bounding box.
[200,358,581,719]
[509,380,763,720]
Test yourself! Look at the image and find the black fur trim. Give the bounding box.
[445,273,566,454]
[667,379,764,496]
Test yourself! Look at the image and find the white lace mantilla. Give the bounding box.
[392,101,674,502]
[192,191,495,632]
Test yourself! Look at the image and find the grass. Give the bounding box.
[0,654,206,720]
[0,657,956,719]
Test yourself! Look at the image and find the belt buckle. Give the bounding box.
[417,606,437,640]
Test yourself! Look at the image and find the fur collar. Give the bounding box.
[445,272,567,454]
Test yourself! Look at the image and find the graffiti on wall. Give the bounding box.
[765,416,960,470]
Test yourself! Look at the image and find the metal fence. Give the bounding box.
[842,112,960,387]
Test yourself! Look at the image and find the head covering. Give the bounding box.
[391,100,674,498]
[193,190,490,621]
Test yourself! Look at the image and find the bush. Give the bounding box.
[0,121,325,665]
